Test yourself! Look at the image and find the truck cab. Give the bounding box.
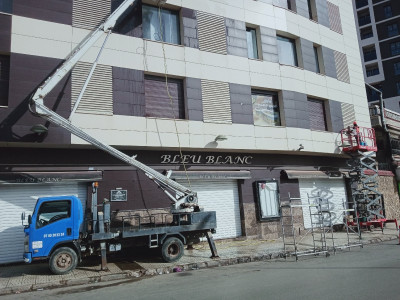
[23,196,83,269]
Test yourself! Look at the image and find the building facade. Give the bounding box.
[353,0,400,112]
[0,0,368,264]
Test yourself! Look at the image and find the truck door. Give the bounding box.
[29,198,77,258]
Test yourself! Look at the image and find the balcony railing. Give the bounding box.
[366,68,379,77]
[358,15,371,26]
[364,51,377,62]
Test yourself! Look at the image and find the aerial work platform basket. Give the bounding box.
[340,122,377,152]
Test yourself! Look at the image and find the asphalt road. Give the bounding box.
[3,241,400,300]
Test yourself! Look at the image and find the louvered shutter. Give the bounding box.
[308,98,327,131]
[197,11,227,54]
[0,55,10,106]
[144,76,184,119]
[201,80,232,123]
[71,62,113,115]
[327,2,343,34]
[73,0,111,30]
[341,103,356,128]
[334,51,350,83]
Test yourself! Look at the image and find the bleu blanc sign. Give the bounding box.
[160,155,253,165]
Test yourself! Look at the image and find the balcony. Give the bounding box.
[356,0,368,9]
[363,50,377,62]
[358,15,371,26]
[366,67,379,77]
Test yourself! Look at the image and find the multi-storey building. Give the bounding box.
[353,0,400,112]
[0,0,368,264]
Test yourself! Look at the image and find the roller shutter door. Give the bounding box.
[0,183,88,264]
[299,179,347,229]
[178,180,242,239]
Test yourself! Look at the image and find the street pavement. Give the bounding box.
[0,223,398,296]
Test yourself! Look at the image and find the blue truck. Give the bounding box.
[22,0,218,275]
[22,190,218,275]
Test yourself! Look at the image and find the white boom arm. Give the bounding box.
[30,0,198,212]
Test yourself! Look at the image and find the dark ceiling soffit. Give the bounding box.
[170,170,251,180]
[0,171,103,184]
[283,170,343,179]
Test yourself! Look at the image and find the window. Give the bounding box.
[394,62,400,75]
[358,14,371,26]
[0,0,12,13]
[277,36,298,66]
[36,200,71,229]
[307,98,327,131]
[287,0,292,10]
[387,24,399,38]
[397,82,400,95]
[142,4,180,45]
[360,27,373,40]
[356,0,368,9]
[252,90,281,126]
[363,48,377,62]
[255,181,280,220]
[0,55,10,107]
[144,75,185,119]
[246,27,258,59]
[313,46,321,73]
[390,41,400,56]
[307,0,317,21]
[384,6,392,19]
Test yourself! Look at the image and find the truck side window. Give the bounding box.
[36,200,71,229]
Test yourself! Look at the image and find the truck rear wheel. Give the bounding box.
[161,237,184,262]
[49,247,78,275]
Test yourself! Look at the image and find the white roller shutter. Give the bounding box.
[0,183,88,264]
[299,179,347,229]
[178,180,242,239]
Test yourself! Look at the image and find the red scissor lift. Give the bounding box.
[340,123,397,232]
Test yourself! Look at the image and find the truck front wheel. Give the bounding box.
[161,237,184,262]
[49,247,78,275]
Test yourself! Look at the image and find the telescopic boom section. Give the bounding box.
[30,0,198,212]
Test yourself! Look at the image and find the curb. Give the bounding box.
[1,235,397,296]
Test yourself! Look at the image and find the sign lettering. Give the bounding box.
[160,155,252,165]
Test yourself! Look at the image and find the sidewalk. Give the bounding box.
[0,224,398,295]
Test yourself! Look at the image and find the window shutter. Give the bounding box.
[71,62,113,115]
[334,51,350,83]
[341,103,356,128]
[201,80,232,123]
[73,0,111,30]
[0,55,10,106]
[327,2,343,34]
[197,11,227,54]
[308,99,327,131]
[144,76,184,119]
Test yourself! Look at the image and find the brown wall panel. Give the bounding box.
[0,14,11,53]
[13,0,72,25]
[0,53,71,143]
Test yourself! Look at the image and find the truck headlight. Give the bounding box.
[24,235,29,252]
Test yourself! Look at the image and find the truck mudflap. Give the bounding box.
[23,252,32,263]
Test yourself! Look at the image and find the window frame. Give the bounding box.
[387,23,399,38]
[384,5,392,19]
[394,62,400,75]
[307,98,328,131]
[390,41,400,56]
[36,200,72,229]
[277,35,299,67]
[307,0,318,21]
[254,180,281,221]
[246,27,259,59]
[142,4,181,45]
[251,90,282,127]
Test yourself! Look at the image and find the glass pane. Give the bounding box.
[252,92,281,126]
[0,0,12,14]
[258,182,279,218]
[142,5,180,45]
[313,47,320,73]
[246,28,258,59]
[277,36,298,66]
[37,200,71,228]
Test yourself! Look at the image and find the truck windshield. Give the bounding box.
[36,200,71,229]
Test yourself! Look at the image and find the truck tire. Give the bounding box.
[49,247,78,275]
[161,237,184,262]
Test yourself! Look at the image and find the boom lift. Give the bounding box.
[22,0,218,274]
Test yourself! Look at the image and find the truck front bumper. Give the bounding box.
[23,252,32,263]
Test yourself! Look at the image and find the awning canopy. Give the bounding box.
[170,170,251,180]
[283,170,343,179]
[0,171,103,184]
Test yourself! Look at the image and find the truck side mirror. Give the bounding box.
[21,212,25,226]
[28,215,32,225]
